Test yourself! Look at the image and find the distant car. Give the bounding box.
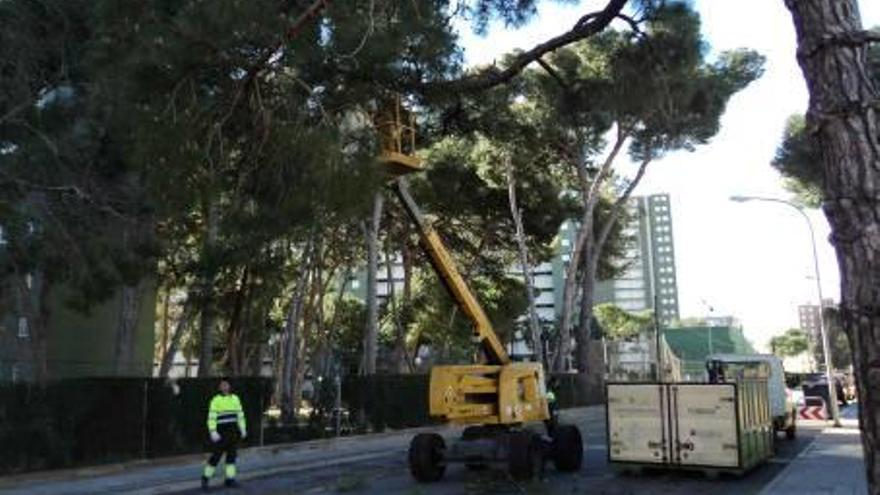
[802,372,848,407]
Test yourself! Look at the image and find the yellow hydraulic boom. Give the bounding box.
[374,97,583,482]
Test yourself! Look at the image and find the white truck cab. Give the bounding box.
[706,354,797,440]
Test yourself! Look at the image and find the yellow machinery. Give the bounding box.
[374,98,583,482]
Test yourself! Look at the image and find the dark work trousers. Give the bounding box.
[544,402,559,436]
[207,424,240,470]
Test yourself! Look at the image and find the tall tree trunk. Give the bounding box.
[159,289,171,370]
[575,246,600,372]
[394,234,413,373]
[197,201,220,377]
[158,291,195,378]
[556,208,594,372]
[507,164,543,364]
[33,277,50,382]
[385,227,410,373]
[14,269,49,383]
[555,127,626,372]
[114,194,155,376]
[784,1,880,491]
[114,284,144,376]
[363,192,384,375]
[281,237,314,421]
[224,268,249,375]
[574,156,651,373]
[294,242,326,414]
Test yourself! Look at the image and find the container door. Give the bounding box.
[672,384,739,468]
[607,384,668,464]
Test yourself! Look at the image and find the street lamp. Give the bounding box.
[729,195,841,427]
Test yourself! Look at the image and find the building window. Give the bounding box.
[561,238,570,248]
[17,317,29,338]
[350,280,360,290]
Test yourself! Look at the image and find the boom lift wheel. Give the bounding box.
[409,433,447,482]
[551,423,583,472]
[508,431,544,481]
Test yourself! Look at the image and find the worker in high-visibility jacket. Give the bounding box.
[545,377,559,435]
[202,377,247,491]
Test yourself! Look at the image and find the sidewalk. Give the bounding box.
[760,417,867,495]
[0,406,600,495]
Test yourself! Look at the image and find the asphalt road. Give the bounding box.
[177,406,833,495]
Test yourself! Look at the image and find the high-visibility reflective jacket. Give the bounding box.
[207,393,246,433]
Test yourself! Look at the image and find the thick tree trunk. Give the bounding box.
[158,290,195,378]
[224,268,249,375]
[363,192,384,375]
[784,1,880,491]
[507,166,543,363]
[114,284,144,376]
[557,210,590,372]
[385,232,409,373]
[576,156,651,373]
[555,128,626,372]
[400,234,414,372]
[575,249,600,373]
[281,238,313,421]
[197,201,220,377]
[159,290,171,369]
[15,270,49,383]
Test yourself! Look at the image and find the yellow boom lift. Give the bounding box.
[374,98,584,482]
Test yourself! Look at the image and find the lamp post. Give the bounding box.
[729,195,841,427]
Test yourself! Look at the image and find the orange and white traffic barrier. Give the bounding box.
[799,396,827,420]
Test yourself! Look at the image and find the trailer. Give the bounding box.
[607,361,774,476]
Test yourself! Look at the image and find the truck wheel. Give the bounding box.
[551,424,583,472]
[409,433,446,482]
[786,410,797,440]
[508,431,543,481]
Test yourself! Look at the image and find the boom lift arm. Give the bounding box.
[391,178,510,366]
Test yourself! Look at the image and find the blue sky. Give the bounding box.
[456,0,880,350]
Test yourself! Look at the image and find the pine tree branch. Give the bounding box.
[423,0,629,94]
[536,58,570,91]
[597,152,652,252]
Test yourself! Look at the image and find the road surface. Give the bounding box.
[174,405,839,495]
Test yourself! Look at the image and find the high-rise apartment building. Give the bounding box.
[353,193,681,331]
[798,298,835,344]
[553,193,680,325]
